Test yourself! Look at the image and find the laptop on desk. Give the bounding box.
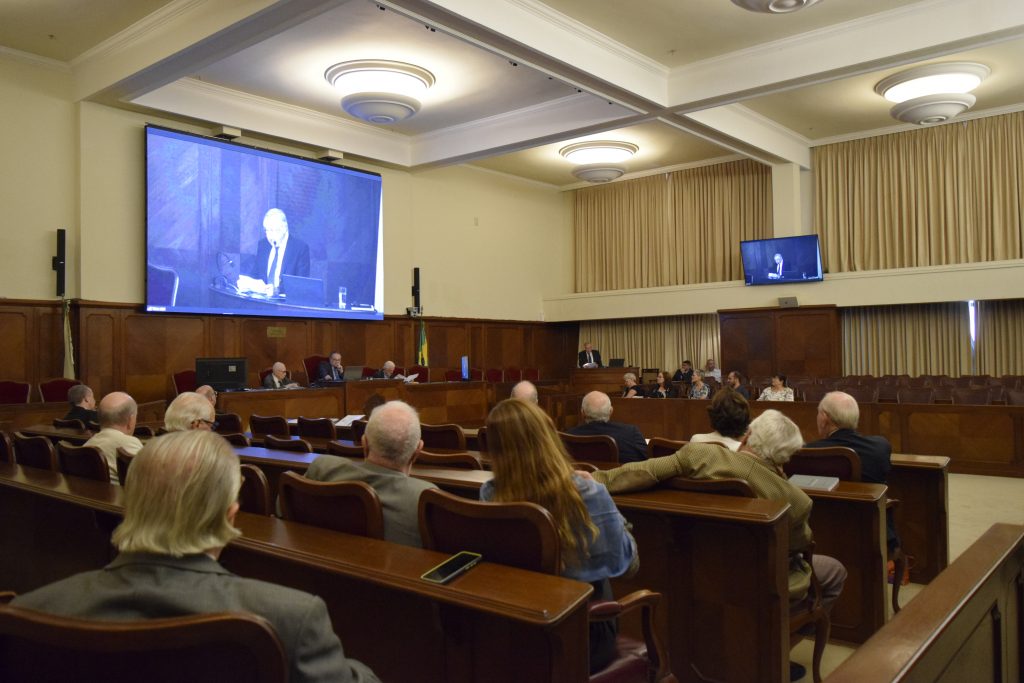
[609,358,626,367]
[280,275,325,308]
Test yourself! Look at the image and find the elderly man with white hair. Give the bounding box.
[263,361,299,389]
[567,391,648,463]
[304,401,437,548]
[372,360,404,380]
[164,391,216,432]
[510,380,539,403]
[11,430,379,683]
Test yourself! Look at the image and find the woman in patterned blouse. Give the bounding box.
[758,373,795,401]
[688,371,710,399]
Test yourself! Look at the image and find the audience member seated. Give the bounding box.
[63,384,98,424]
[689,389,750,451]
[725,370,750,399]
[195,385,217,406]
[372,361,404,380]
[317,352,345,382]
[758,373,795,402]
[510,380,539,403]
[304,401,437,548]
[578,342,603,368]
[84,392,143,483]
[703,358,722,383]
[11,430,379,683]
[568,391,648,463]
[672,360,694,383]
[590,409,847,671]
[481,399,638,674]
[688,372,710,399]
[621,372,645,398]
[263,362,299,389]
[648,371,677,398]
[164,392,217,432]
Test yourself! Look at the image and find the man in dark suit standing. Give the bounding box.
[11,430,379,683]
[249,208,310,292]
[568,391,647,463]
[578,342,603,368]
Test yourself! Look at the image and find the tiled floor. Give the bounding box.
[790,472,1024,681]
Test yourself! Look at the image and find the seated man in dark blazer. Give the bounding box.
[578,342,603,368]
[63,383,98,423]
[568,391,648,463]
[245,208,310,293]
[263,362,299,389]
[317,351,345,381]
[11,430,379,683]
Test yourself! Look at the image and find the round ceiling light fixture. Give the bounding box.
[572,165,627,183]
[324,60,435,124]
[730,0,823,14]
[559,141,638,183]
[874,62,989,125]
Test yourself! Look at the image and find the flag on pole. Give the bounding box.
[62,298,76,379]
[416,319,429,367]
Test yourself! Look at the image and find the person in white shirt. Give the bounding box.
[758,374,795,402]
[83,391,143,483]
[703,359,722,383]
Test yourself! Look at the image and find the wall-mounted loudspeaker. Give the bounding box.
[411,267,420,308]
[52,228,66,298]
[778,296,798,308]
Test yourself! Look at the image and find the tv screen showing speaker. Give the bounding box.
[740,235,823,286]
[145,125,384,320]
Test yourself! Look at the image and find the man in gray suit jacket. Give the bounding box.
[306,400,437,548]
[12,430,378,683]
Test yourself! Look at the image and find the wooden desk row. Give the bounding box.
[0,463,591,683]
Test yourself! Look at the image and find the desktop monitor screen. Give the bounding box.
[145,125,384,320]
[195,357,248,392]
[740,235,823,286]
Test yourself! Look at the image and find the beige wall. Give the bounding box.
[0,56,77,300]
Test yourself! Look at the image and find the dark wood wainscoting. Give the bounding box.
[0,299,579,405]
[719,304,842,380]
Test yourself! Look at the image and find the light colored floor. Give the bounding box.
[791,472,1024,681]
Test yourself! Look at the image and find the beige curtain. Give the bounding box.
[579,314,720,373]
[976,299,1024,376]
[814,111,1024,273]
[841,303,971,376]
[574,160,772,292]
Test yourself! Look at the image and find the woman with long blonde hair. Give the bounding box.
[481,398,637,673]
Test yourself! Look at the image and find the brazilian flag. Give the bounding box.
[417,319,429,366]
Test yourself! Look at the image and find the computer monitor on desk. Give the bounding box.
[196,357,248,392]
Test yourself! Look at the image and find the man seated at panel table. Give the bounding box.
[568,391,648,463]
[263,361,300,389]
[807,391,899,551]
[163,392,217,433]
[588,407,846,680]
[304,401,438,548]
[372,361,405,380]
[63,384,98,424]
[318,351,345,382]
[84,391,143,483]
[12,430,379,683]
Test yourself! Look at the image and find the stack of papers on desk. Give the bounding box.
[788,474,840,491]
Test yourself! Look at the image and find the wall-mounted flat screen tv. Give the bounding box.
[740,235,823,286]
[145,125,384,320]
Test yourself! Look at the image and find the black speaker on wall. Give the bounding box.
[52,228,66,298]
[411,267,420,308]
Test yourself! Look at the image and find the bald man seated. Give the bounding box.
[13,430,379,683]
[195,384,217,406]
[263,362,299,389]
[567,391,648,463]
[83,391,143,483]
[164,392,217,433]
[510,380,539,403]
[304,401,437,548]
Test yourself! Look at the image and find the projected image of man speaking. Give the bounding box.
[239,208,310,295]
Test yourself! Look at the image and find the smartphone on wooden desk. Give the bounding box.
[420,551,483,584]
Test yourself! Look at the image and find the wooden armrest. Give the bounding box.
[587,589,668,680]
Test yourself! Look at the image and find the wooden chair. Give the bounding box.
[239,464,272,515]
[38,377,81,403]
[52,418,86,429]
[663,476,755,497]
[558,432,619,464]
[406,364,429,382]
[302,355,328,384]
[951,387,992,405]
[0,432,13,464]
[0,606,287,683]
[420,423,466,451]
[876,384,899,402]
[418,489,671,683]
[214,413,243,434]
[220,433,251,448]
[897,387,935,404]
[297,416,336,440]
[249,415,289,437]
[326,441,365,457]
[799,384,831,403]
[12,432,57,471]
[784,446,861,481]
[0,381,31,405]
[361,366,377,379]
[172,369,197,395]
[350,419,369,444]
[789,543,831,683]
[522,368,540,382]
[469,368,483,381]
[257,368,274,385]
[483,368,504,383]
[443,369,461,382]
[505,367,523,382]
[263,434,312,453]
[277,471,384,538]
[475,426,488,452]
[414,451,483,470]
[837,384,879,404]
[647,437,686,459]
[56,441,109,482]
[115,447,135,486]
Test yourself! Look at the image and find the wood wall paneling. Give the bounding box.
[0,311,30,382]
[124,314,205,402]
[720,306,841,380]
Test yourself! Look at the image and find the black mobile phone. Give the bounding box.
[420,551,483,584]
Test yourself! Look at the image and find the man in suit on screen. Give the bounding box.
[247,208,310,292]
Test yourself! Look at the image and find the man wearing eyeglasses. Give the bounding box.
[164,392,217,432]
